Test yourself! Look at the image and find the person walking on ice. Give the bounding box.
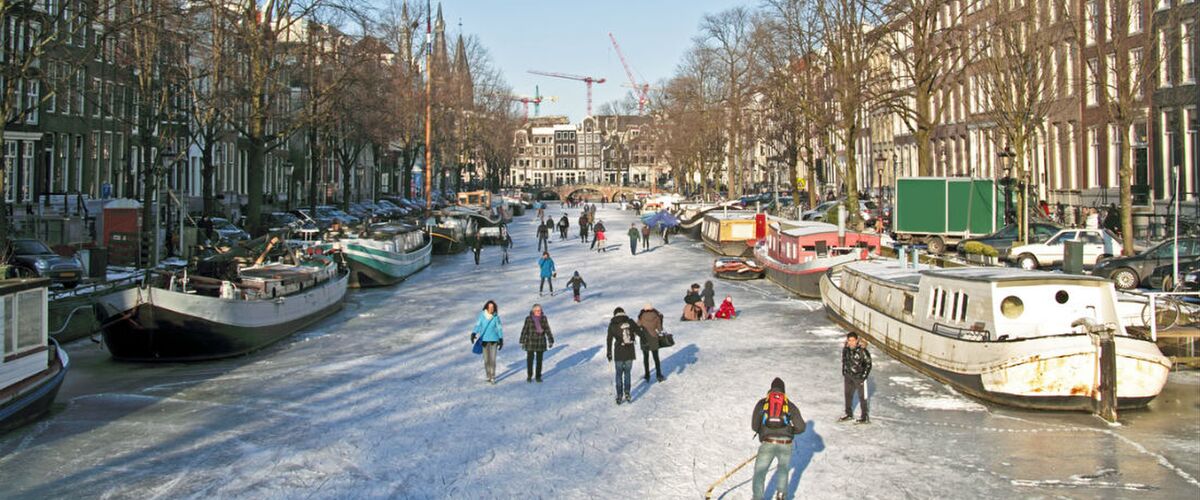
[558,214,570,240]
[536,219,550,252]
[578,213,591,243]
[627,223,641,255]
[640,224,651,251]
[470,300,504,384]
[840,332,872,424]
[566,271,587,302]
[637,304,665,382]
[538,251,557,296]
[750,377,806,500]
[606,307,644,405]
[519,304,553,383]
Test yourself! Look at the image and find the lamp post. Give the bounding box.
[874,153,886,199]
[998,147,1016,225]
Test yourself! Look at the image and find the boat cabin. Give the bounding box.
[457,190,492,209]
[367,223,427,253]
[762,220,880,265]
[701,211,758,244]
[841,262,1128,342]
[1,279,51,393]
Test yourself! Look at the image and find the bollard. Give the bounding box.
[898,245,908,268]
[911,247,921,269]
[1074,318,1119,423]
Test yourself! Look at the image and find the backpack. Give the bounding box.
[761,392,791,429]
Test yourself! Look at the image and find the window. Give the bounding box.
[1131,48,1145,99]
[15,289,45,351]
[1160,30,1171,87]
[950,292,960,320]
[73,135,82,192]
[903,294,915,314]
[91,77,100,117]
[959,295,970,322]
[938,289,948,318]
[1184,21,1195,83]
[1085,0,1097,45]
[1065,44,1075,94]
[47,64,56,114]
[25,79,38,124]
[1086,58,1099,106]
[1106,53,1117,102]
[74,71,84,115]
[1129,1,1143,34]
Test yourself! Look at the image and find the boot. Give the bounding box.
[656,374,665,382]
[643,374,650,382]
[856,416,870,424]
[838,414,854,422]
[616,396,623,405]
[624,393,632,403]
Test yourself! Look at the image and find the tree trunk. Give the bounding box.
[139,139,157,267]
[915,90,934,176]
[1118,123,1135,256]
[340,152,352,212]
[1,143,10,254]
[401,147,414,199]
[308,129,320,210]
[201,141,216,216]
[844,124,861,230]
[245,138,265,235]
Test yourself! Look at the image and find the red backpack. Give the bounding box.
[761,391,791,429]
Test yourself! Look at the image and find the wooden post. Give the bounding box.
[1096,326,1118,423]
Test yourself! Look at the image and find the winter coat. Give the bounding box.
[606,314,644,362]
[472,311,503,342]
[701,286,716,309]
[519,313,554,352]
[640,226,651,239]
[627,227,640,241]
[539,257,556,279]
[567,275,587,291]
[558,217,569,230]
[636,309,664,351]
[537,224,549,240]
[751,392,806,442]
[594,222,606,233]
[842,346,872,382]
[715,299,736,319]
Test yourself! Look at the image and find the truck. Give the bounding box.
[892,177,1008,254]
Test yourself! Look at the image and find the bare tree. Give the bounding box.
[698,6,757,200]
[977,1,1058,243]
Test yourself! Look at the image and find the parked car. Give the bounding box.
[209,217,251,244]
[290,209,334,230]
[956,222,1063,259]
[805,200,874,223]
[6,238,84,288]
[263,212,306,233]
[1146,257,1200,291]
[1007,228,1122,270]
[376,199,408,217]
[801,200,839,220]
[316,205,361,226]
[1092,236,1200,289]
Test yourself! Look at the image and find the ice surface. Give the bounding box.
[1,203,1198,499]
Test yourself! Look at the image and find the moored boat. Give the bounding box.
[819,260,1171,410]
[712,257,764,280]
[1,278,70,433]
[430,211,478,254]
[93,257,348,362]
[701,210,759,257]
[757,219,880,298]
[330,223,432,288]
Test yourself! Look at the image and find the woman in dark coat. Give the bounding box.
[519,304,554,382]
[701,281,716,320]
[637,303,665,382]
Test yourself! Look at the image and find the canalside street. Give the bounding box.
[1,204,1197,498]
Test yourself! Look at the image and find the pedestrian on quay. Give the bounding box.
[628,223,641,255]
[537,219,550,252]
[637,303,665,382]
[538,251,557,296]
[558,214,570,240]
[594,221,607,252]
[519,304,554,383]
[839,332,872,424]
[606,307,644,405]
[471,235,483,266]
[470,300,504,384]
[701,280,716,320]
[579,213,591,243]
[566,271,588,302]
[750,377,806,500]
[641,224,652,250]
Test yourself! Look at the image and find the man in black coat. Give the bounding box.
[536,221,550,252]
[840,332,872,424]
[557,215,570,240]
[606,307,644,405]
[750,377,805,500]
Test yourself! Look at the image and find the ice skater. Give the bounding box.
[578,213,591,243]
[500,226,512,265]
[701,281,716,319]
[470,300,504,384]
[519,304,554,383]
[839,332,872,424]
[566,271,588,302]
[627,223,640,255]
[636,304,665,382]
[593,221,607,252]
[750,377,806,500]
[538,251,557,296]
[558,214,570,240]
[536,219,550,252]
[640,224,652,251]
[471,235,482,266]
[606,307,644,405]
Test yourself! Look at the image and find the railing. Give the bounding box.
[931,322,992,342]
[1143,291,1200,342]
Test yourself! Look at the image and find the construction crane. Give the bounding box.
[609,32,650,114]
[506,94,558,123]
[527,70,606,117]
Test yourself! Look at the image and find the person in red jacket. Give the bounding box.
[714,296,737,319]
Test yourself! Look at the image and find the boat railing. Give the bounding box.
[931,322,991,342]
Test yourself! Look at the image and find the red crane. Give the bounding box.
[527,70,606,117]
[504,94,558,123]
[608,33,650,114]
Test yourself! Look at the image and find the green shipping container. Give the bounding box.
[895,177,1006,237]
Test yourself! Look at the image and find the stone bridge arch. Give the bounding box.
[553,184,644,203]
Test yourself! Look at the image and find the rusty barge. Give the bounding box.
[819,260,1171,411]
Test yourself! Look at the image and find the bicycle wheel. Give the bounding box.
[1141,298,1181,330]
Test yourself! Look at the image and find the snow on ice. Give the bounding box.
[1,204,1198,499]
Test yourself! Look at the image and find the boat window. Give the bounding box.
[904,294,914,314]
[950,292,960,321]
[928,287,940,318]
[3,295,12,354]
[959,295,969,321]
[938,289,948,318]
[1000,296,1024,319]
[1055,290,1069,304]
[16,289,44,351]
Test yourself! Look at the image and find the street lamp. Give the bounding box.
[998,146,1016,225]
[874,153,886,199]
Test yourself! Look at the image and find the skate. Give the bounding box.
[838,414,854,422]
[856,417,870,424]
[656,374,665,382]
[616,396,623,405]
[623,393,632,403]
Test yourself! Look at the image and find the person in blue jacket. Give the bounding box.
[538,251,557,296]
[471,300,504,384]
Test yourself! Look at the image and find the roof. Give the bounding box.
[704,211,757,221]
[778,222,839,237]
[919,266,1110,284]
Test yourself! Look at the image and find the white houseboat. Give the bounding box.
[819,261,1171,410]
[1,278,69,433]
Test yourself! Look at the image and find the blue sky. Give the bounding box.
[429,0,752,121]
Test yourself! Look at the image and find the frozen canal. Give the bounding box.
[2,204,1198,499]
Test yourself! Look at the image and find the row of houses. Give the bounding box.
[508,114,663,189]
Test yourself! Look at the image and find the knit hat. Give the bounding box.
[770,377,785,393]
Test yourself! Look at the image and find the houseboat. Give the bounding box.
[330,223,432,288]
[701,211,759,257]
[430,211,479,254]
[94,256,348,361]
[756,219,880,298]
[712,257,764,280]
[1,278,69,433]
[819,260,1171,410]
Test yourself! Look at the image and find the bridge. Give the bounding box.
[533,184,650,202]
